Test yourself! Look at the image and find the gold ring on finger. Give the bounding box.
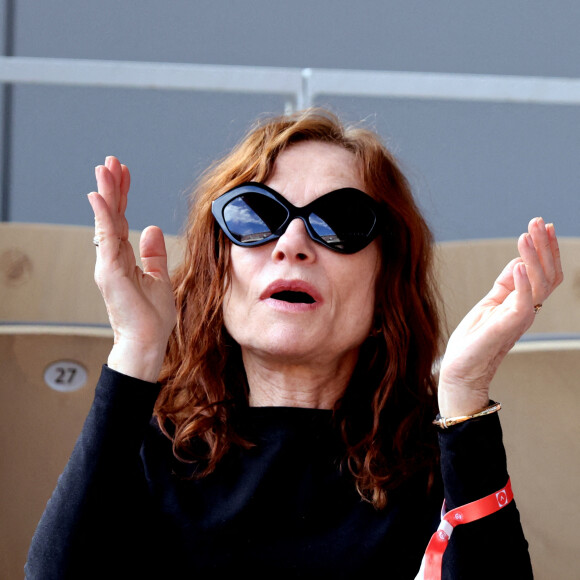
[533,303,543,314]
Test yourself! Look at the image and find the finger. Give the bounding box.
[96,163,131,241]
[87,192,121,263]
[117,164,131,241]
[512,262,536,330]
[116,164,131,242]
[105,157,129,227]
[105,156,123,192]
[95,164,118,211]
[95,163,122,229]
[118,164,131,217]
[513,261,533,308]
[517,231,550,305]
[528,217,556,283]
[546,222,564,287]
[140,226,171,283]
[481,257,521,306]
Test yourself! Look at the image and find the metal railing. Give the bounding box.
[3,56,580,110]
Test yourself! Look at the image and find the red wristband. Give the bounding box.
[415,478,514,580]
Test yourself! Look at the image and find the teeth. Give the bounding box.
[271,290,315,304]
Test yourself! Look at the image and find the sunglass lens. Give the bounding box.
[309,195,376,252]
[223,194,288,243]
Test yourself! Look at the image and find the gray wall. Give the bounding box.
[2,0,579,240]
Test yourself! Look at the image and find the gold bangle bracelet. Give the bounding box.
[433,401,502,429]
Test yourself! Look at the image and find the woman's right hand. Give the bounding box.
[87,156,177,382]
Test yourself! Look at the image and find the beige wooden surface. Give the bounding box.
[3,331,577,579]
[0,222,184,325]
[492,341,580,580]
[435,237,580,336]
[0,326,114,580]
[0,223,183,578]
[1,225,578,579]
[3,224,577,333]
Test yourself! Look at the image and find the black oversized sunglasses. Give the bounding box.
[211,182,384,254]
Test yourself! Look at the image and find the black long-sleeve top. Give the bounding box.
[26,366,533,579]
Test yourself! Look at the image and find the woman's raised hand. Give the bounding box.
[87,156,177,382]
[438,217,563,418]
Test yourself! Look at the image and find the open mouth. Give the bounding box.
[270,290,316,304]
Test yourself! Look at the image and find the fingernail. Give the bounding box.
[526,233,535,248]
[516,262,528,279]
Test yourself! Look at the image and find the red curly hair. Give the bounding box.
[155,108,441,509]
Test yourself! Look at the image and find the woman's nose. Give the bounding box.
[271,218,317,263]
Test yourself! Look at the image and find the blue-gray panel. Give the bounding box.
[318,97,580,241]
[9,85,287,234]
[0,0,6,50]
[0,0,9,221]
[13,0,580,78]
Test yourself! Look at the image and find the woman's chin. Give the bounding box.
[240,329,328,363]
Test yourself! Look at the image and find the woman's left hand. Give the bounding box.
[438,217,563,418]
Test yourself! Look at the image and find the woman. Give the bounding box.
[26,109,562,579]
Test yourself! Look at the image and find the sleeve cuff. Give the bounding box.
[438,412,510,509]
[92,364,161,428]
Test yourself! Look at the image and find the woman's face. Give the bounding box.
[222,140,381,368]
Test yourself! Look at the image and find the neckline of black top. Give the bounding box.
[235,407,336,438]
